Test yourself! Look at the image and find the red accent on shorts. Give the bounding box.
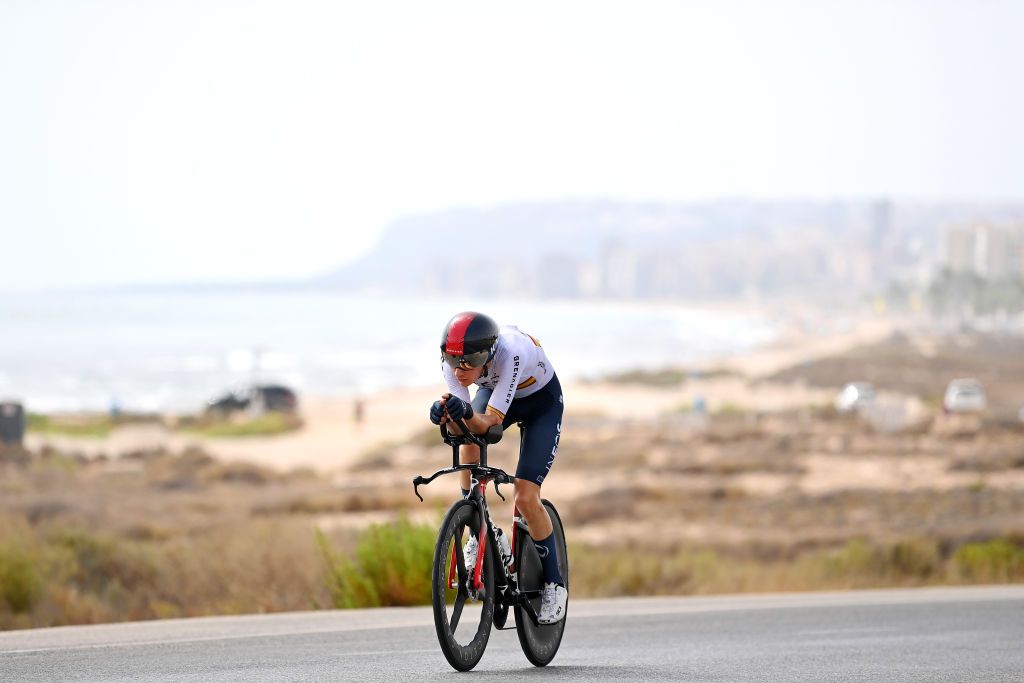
[445,313,475,356]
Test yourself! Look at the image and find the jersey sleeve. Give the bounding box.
[485,349,522,420]
[442,363,472,402]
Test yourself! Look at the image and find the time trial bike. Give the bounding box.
[412,419,568,671]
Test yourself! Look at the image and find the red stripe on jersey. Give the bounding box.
[444,313,475,355]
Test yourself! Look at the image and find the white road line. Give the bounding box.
[331,648,437,657]
[795,627,901,635]
[1,625,424,655]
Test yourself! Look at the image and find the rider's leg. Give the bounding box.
[459,443,480,493]
[458,442,482,566]
[459,443,480,546]
[512,376,567,623]
[515,481,562,587]
[458,388,492,496]
[514,479,553,540]
[513,375,564,587]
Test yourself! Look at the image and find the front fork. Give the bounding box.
[447,485,524,594]
[448,480,494,593]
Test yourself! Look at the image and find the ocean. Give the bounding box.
[0,291,778,413]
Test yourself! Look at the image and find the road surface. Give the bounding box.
[1,586,1021,681]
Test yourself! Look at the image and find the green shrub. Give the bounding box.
[0,543,44,613]
[954,539,1024,582]
[715,403,748,416]
[819,539,878,581]
[181,413,302,438]
[26,414,115,438]
[48,529,158,596]
[885,539,941,580]
[569,545,728,596]
[318,516,435,608]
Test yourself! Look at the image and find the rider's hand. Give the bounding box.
[429,399,447,425]
[445,395,473,422]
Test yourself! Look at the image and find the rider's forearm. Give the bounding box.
[463,410,500,434]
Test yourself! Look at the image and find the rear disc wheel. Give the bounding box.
[514,500,568,667]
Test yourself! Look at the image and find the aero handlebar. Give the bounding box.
[412,418,511,502]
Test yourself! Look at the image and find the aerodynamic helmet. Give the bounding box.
[440,311,499,368]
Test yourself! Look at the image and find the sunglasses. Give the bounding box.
[442,350,490,369]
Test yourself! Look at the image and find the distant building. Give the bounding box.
[942,223,1024,279]
[601,242,641,297]
[537,253,580,298]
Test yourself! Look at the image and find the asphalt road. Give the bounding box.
[1,586,1022,682]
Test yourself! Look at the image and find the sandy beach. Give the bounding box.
[24,315,897,472]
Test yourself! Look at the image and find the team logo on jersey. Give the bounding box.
[504,356,520,403]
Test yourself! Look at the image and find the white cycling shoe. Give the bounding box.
[538,583,567,624]
[462,535,478,573]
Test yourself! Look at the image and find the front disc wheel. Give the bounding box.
[431,500,495,671]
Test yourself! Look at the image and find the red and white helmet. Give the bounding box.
[440,312,499,368]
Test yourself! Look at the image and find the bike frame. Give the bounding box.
[413,419,545,626]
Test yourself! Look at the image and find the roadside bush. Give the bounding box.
[0,542,44,613]
[159,519,329,617]
[569,545,727,597]
[318,516,435,608]
[885,539,941,579]
[181,413,303,438]
[816,538,941,585]
[819,539,878,583]
[953,539,1024,582]
[49,529,158,596]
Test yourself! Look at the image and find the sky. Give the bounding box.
[1,0,1022,291]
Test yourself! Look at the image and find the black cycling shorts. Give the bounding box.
[472,374,563,487]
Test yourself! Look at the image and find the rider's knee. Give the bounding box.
[514,480,541,509]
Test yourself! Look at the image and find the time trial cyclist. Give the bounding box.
[429,311,567,624]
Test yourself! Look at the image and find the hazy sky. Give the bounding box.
[1,0,1022,291]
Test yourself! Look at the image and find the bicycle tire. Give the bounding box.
[431,499,495,672]
[492,530,510,630]
[514,499,568,667]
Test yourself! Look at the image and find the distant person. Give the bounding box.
[428,311,567,624]
[353,397,365,427]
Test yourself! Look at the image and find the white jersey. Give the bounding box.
[442,325,554,420]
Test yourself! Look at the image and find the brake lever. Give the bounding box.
[494,481,506,502]
[413,476,425,502]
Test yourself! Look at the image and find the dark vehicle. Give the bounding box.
[0,402,26,445]
[205,384,298,415]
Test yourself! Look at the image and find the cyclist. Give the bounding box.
[429,311,567,624]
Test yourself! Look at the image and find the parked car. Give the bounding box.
[835,382,877,413]
[206,384,298,415]
[943,378,986,414]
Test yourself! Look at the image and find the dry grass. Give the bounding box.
[3,364,1024,631]
[568,536,1024,598]
[0,447,355,629]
